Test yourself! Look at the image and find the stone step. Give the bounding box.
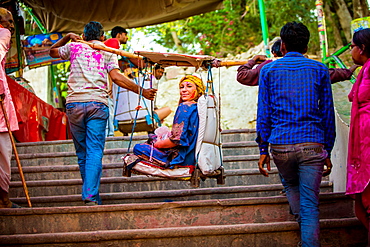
[9,182,332,207]
[14,129,257,154]
[0,193,355,235]
[9,168,283,197]
[220,129,257,142]
[11,157,275,181]
[222,141,259,156]
[11,148,129,167]
[0,218,366,246]
[14,136,146,154]
[4,126,359,246]
[11,149,263,170]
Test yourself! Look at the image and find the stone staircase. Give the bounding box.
[0,129,367,246]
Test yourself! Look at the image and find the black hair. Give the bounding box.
[353,28,370,57]
[154,64,164,70]
[111,26,127,38]
[271,39,283,57]
[280,22,310,53]
[84,21,104,41]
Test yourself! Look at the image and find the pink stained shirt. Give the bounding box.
[58,41,119,106]
[0,28,18,132]
[347,58,370,195]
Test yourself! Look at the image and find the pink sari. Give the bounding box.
[347,58,370,195]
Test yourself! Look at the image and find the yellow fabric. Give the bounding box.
[179,75,206,97]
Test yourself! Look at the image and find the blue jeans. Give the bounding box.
[271,143,327,247]
[66,102,109,205]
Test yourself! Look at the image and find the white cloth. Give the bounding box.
[113,76,153,121]
[122,155,191,179]
[0,132,12,192]
[105,97,115,137]
[196,95,222,175]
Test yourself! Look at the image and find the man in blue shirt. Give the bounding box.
[257,22,335,247]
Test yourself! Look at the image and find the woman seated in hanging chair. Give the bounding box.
[123,75,205,178]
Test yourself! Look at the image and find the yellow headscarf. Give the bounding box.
[179,75,205,102]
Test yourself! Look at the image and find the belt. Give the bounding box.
[271,143,324,153]
[271,142,322,147]
[300,142,322,147]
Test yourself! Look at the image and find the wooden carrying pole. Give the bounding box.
[158,60,249,67]
[219,61,249,67]
[0,95,32,207]
[77,40,248,68]
[77,40,144,60]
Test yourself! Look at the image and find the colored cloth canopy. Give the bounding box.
[20,0,223,33]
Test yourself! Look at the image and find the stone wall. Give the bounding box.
[155,39,279,130]
[22,38,282,131]
[156,66,258,130]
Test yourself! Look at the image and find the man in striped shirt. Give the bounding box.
[257,22,335,247]
[49,21,156,206]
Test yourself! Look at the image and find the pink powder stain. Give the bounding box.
[70,43,84,63]
[92,52,103,64]
[69,43,108,77]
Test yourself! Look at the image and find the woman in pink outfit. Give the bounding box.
[347,28,370,244]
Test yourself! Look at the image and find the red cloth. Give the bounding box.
[104,38,120,49]
[7,76,67,142]
[347,58,370,195]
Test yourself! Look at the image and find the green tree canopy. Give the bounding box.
[138,0,368,58]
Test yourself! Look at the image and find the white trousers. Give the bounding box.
[0,132,12,192]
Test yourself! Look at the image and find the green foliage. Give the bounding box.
[52,62,70,106]
[138,0,325,57]
[19,3,43,36]
[139,0,262,57]
[264,0,320,54]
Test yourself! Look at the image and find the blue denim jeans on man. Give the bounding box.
[271,142,327,247]
[66,101,109,205]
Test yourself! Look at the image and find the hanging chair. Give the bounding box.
[122,69,225,187]
[113,74,160,135]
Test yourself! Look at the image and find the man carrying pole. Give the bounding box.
[0,7,22,208]
[50,21,157,206]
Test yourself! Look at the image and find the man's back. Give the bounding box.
[258,52,335,150]
[257,22,335,247]
[58,41,119,105]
